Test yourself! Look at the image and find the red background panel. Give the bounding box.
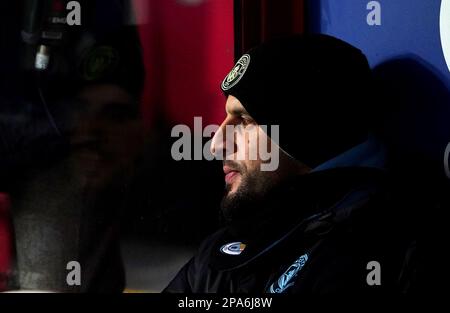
[133,0,234,129]
[0,193,12,291]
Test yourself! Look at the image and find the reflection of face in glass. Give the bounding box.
[69,84,143,190]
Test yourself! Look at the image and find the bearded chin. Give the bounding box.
[220,173,267,223]
[221,190,253,223]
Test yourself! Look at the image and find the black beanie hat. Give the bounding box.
[33,1,145,100]
[221,34,373,168]
[72,26,144,97]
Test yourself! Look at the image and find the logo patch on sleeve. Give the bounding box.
[221,54,251,91]
[220,242,247,255]
[268,253,309,293]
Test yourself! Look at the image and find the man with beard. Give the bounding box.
[164,34,411,293]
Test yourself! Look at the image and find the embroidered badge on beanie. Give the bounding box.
[221,54,251,91]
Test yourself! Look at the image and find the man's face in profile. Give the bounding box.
[210,95,309,221]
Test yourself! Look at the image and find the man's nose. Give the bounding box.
[210,121,236,159]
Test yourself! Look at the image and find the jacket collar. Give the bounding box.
[209,167,386,271]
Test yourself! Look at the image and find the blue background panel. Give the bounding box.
[307,0,450,179]
[308,0,448,84]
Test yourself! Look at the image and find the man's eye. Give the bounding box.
[241,116,254,126]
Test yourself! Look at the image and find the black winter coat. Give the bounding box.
[164,168,415,294]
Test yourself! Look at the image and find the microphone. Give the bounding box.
[21,0,45,45]
[21,0,69,71]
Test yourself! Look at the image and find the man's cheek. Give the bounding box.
[246,125,260,161]
[259,125,280,172]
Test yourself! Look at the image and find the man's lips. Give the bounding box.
[223,165,240,184]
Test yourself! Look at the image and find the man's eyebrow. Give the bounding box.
[226,106,247,116]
